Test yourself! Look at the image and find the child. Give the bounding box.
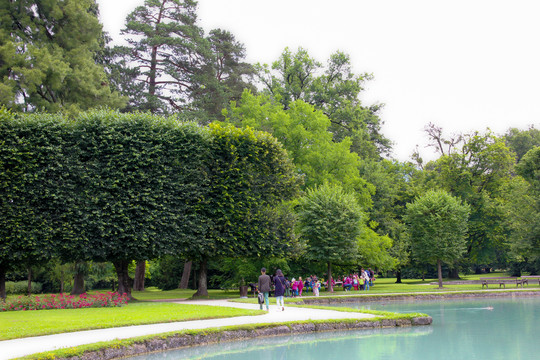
[313,280,321,297]
[291,278,298,297]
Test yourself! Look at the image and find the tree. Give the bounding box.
[225,91,374,206]
[0,0,124,113]
[504,126,540,162]
[297,183,364,292]
[503,147,540,272]
[418,128,515,273]
[181,123,301,296]
[118,0,254,116]
[0,109,64,299]
[119,0,202,113]
[404,190,470,288]
[189,29,255,122]
[256,47,391,159]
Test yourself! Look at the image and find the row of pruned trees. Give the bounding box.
[0,109,300,299]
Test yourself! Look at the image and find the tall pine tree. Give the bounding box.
[0,0,124,113]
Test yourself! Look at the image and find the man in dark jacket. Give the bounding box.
[258,267,271,311]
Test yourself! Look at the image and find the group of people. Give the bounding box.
[256,267,376,311]
[342,268,375,291]
[256,269,324,312]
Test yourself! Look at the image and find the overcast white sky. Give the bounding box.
[97,0,540,162]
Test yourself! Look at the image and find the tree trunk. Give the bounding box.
[133,260,146,291]
[113,260,134,300]
[27,267,32,296]
[327,262,333,293]
[449,267,460,279]
[0,267,6,300]
[194,259,208,297]
[179,260,192,289]
[437,259,443,289]
[395,268,402,284]
[59,265,65,293]
[71,270,85,295]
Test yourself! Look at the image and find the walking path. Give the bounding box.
[0,300,376,360]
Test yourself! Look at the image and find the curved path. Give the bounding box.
[0,300,376,360]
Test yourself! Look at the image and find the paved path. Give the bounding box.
[0,300,376,360]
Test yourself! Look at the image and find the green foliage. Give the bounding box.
[183,123,301,261]
[51,111,209,266]
[0,0,124,113]
[504,126,540,162]
[255,47,391,159]
[516,146,540,186]
[404,190,470,266]
[297,183,363,265]
[421,129,515,268]
[4,281,42,295]
[0,109,65,275]
[152,256,187,291]
[225,91,374,206]
[503,147,540,271]
[0,110,300,297]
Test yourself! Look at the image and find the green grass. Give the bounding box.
[0,302,263,340]
[130,287,240,301]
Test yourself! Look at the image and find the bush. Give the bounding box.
[0,292,128,311]
[5,281,42,295]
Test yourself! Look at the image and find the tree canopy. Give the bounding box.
[0,0,124,113]
[297,183,364,292]
[255,47,391,159]
[404,190,470,287]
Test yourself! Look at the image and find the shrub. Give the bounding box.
[0,292,128,311]
[5,281,43,295]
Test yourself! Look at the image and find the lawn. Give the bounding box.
[131,287,240,301]
[0,302,263,340]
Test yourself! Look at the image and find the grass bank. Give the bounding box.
[0,302,263,340]
[16,309,431,360]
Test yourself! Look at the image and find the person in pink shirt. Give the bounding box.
[298,277,304,296]
[291,278,298,297]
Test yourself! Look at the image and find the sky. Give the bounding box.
[96,0,540,162]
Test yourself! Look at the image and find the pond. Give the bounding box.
[128,296,539,360]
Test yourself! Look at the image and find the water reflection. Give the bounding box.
[131,326,432,360]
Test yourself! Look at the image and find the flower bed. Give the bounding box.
[0,292,128,312]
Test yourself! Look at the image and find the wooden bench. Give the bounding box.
[521,275,540,286]
[481,277,523,288]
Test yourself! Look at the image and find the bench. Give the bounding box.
[481,277,523,288]
[521,275,540,286]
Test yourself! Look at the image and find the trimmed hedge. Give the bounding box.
[5,281,42,295]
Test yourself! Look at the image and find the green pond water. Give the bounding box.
[129,296,539,359]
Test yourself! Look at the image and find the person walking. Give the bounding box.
[258,267,271,311]
[274,269,286,311]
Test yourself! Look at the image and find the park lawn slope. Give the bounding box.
[16,310,431,360]
[0,302,263,340]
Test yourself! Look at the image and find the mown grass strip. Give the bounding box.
[0,302,263,340]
